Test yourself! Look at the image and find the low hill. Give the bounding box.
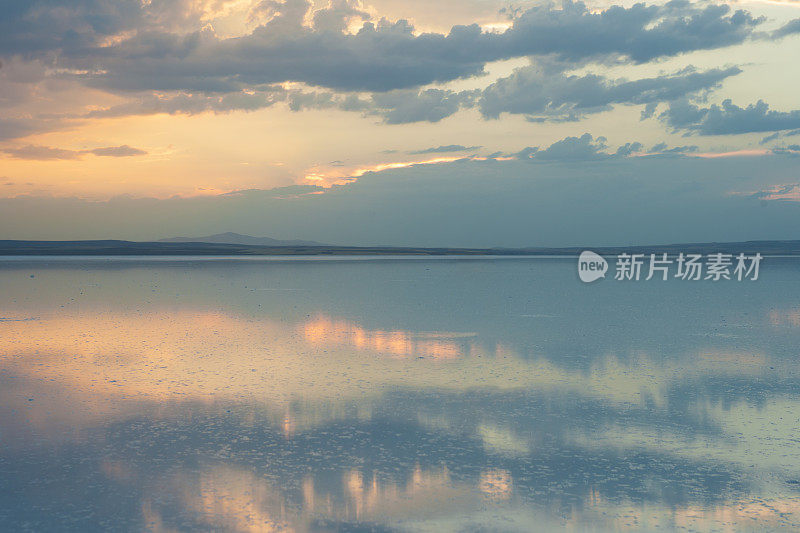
[1,239,800,256]
[158,232,325,246]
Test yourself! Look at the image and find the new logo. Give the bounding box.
[578,251,608,283]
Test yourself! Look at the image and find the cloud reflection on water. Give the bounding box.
[2,258,800,531]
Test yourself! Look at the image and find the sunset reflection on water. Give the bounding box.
[2,257,800,531]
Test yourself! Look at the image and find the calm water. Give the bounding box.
[1,256,800,532]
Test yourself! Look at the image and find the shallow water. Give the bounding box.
[1,256,800,532]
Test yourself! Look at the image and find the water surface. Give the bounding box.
[1,257,800,531]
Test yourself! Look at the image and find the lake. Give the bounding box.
[1,256,799,531]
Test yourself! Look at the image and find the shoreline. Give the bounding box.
[1,239,799,257]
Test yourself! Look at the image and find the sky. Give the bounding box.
[1,0,800,246]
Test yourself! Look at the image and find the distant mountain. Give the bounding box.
[158,232,326,246]
[3,237,800,257]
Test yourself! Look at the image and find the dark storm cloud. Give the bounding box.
[0,0,764,94]
[660,99,800,135]
[478,65,740,120]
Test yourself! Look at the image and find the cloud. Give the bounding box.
[72,10,492,93]
[615,142,644,156]
[309,0,370,33]
[85,89,289,118]
[0,117,56,142]
[748,183,800,200]
[0,0,787,144]
[369,89,477,124]
[0,0,241,57]
[277,64,740,126]
[660,99,800,135]
[498,0,761,64]
[1,0,764,95]
[1,144,147,160]
[760,129,800,145]
[1,145,82,160]
[312,135,643,185]
[650,142,698,153]
[88,145,147,157]
[773,18,800,39]
[408,145,481,154]
[772,144,800,156]
[88,84,474,126]
[4,146,800,247]
[0,0,779,141]
[517,133,610,161]
[282,86,476,123]
[479,65,740,121]
[89,63,740,128]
